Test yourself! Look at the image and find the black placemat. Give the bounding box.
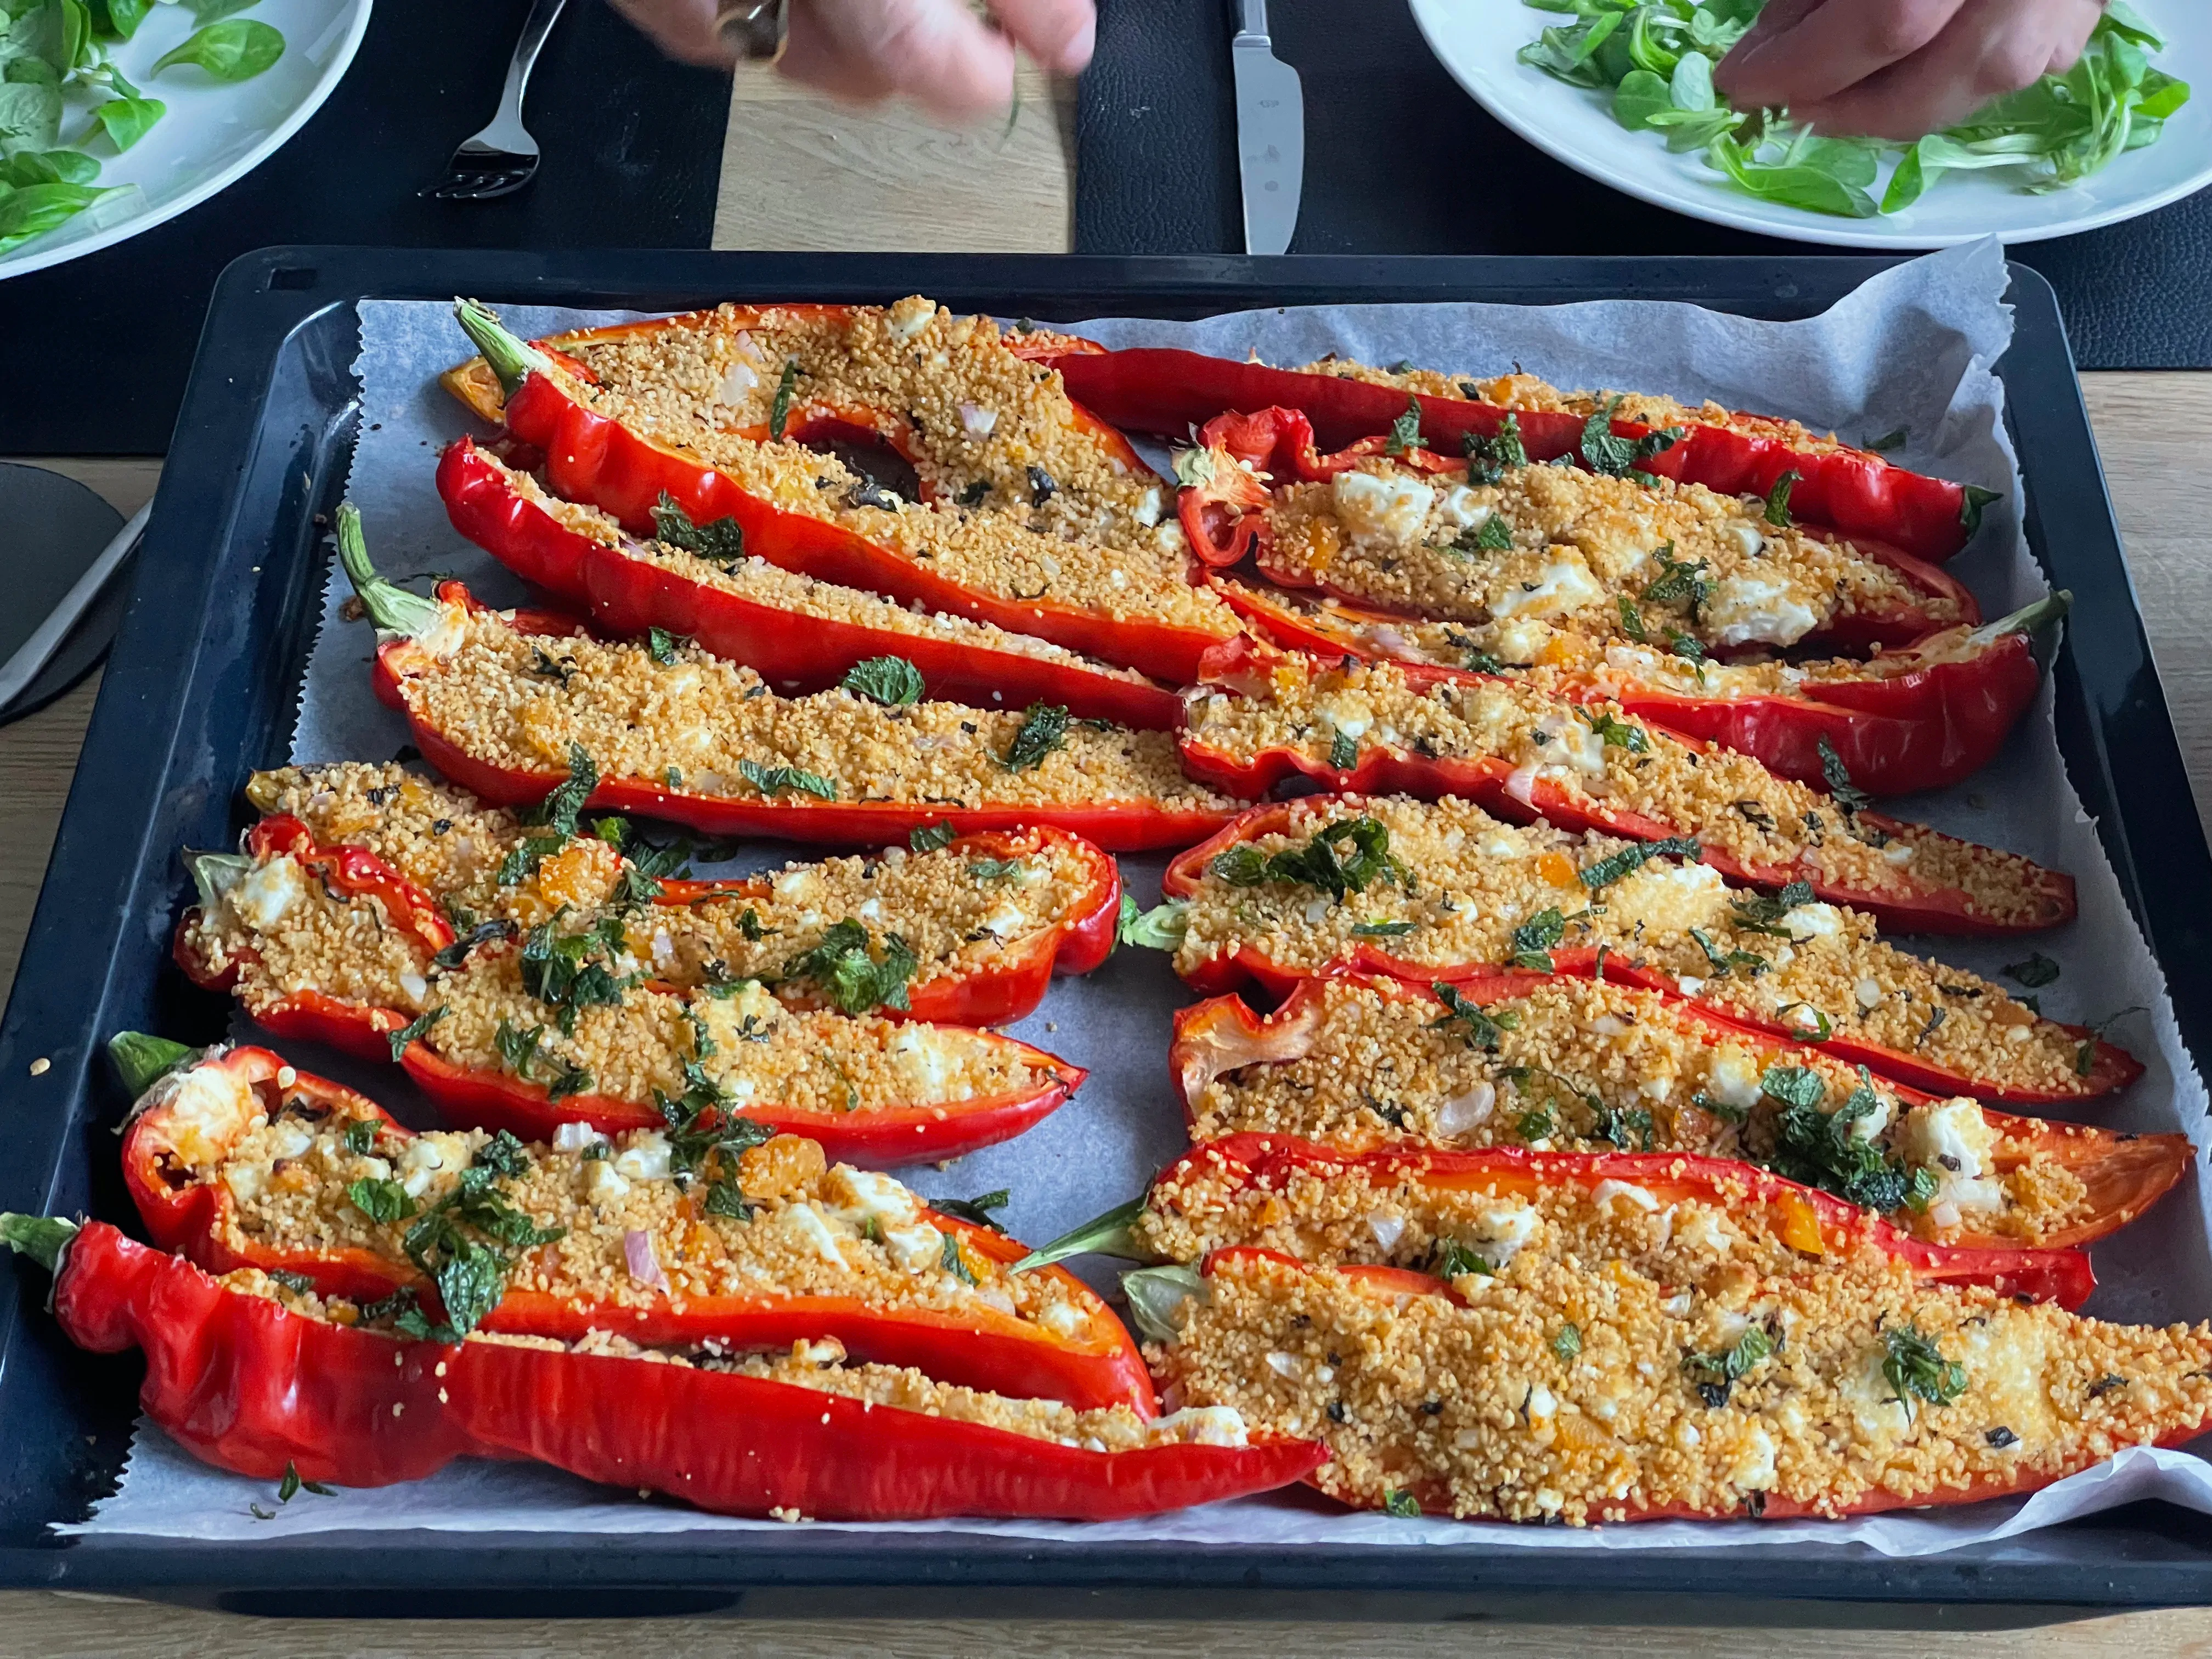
[1077,0,2212,369]
[0,0,731,455]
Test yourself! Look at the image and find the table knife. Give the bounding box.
[1231,0,1304,256]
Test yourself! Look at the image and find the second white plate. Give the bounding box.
[1408,0,2212,249]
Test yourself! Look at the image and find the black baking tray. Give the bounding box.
[2,247,2208,1618]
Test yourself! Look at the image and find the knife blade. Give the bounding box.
[1231,0,1304,256]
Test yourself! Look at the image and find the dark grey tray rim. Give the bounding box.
[0,246,2207,1611]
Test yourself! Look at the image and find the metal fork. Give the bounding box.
[421,0,571,200]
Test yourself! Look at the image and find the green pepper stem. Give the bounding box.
[109,1031,198,1097]
[335,504,444,639]
[0,1214,78,1274]
[1116,896,1189,952]
[1006,1195,1154,1274]
[1121,1263,1207,1344]
[453,299,550,400]
[187,850,253,911]
[1973,589,2072,645]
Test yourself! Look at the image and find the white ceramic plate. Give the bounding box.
[0,0,371,280]
[1409,0,2212,248]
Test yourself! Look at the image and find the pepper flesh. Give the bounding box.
[1177,638,2075,937]
[447,307,1239,684]
[366,576,1239,854]
[1186,407,1975,657]
[1164,1245,2212,1525]
[1157,796,2137,1104]
[1144,1136,2098,1308]
[121,1046,1154,1411]
[32,1222,1324,1517]
[1214,576,2053,798]
[1040,346,1984,562]
[1167,978,2186,1250]
[186,791,1122,1031]
[438,437,1183,731]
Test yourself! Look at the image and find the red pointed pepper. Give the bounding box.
[1156,799,2133,1104]
[1039,345,1988,562]
[447,305,1240,685]
[1176,640,2076,938]
[10,1220,1324,1516]
[1155,1135,2098,1308]
[119,1045,1152,1410]
[1185,406,1977,654]
[1167,980,2185,1250]
[438,436,1183,731]
[1214,575,2058,798]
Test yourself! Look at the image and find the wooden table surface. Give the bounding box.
[2,62,2210,1656]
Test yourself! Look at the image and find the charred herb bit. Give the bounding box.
[1508,907,1568,973]
[1579,395,1637,475]
[1462,415,1529,486]
[2004,952,2062,990]
[1428,982,1517,1052]
[655,1060,776,1180]
[1732,798,1778,833]
[651,492,746,564]
[1864,427,1909,454]
[931,1189,1012,1232]
[1442,627,1504,673]
[1209,815,1408,902]
[1617,594,1647,641]
[1003,702,1071,771]
[647,627,692,665]
[1882,1323,1967,1415]
[1916,1004,1949,1047]
[1591,1100,1655,1152]
[782,919,919,1014]
[1575,706,1647,753]
[522,743,598,838]
[1727,879,1817,936]
[1447,512,1515,556]
[2078,1007,2145,1076]
[1775,1001,1835,1041]
[1960,484,2001,535]
[528,646,579,685]
[494,1018,545,1081]
[845,473,903,512]
[1689,928,1767,979]
[1433,1237,1496,1280]
[736,909,771,943]
[910,821,957,854]
[433,919,518,970]
[1639,545,1712,618]
[956,479,991,509]
[1682,1324,1774,1408]
[769,358,799,439]
[738,758,838,802]
[1985,1425,2018,1448]
[1817,736,1874,813]
[1768,1065,1923,1215]
[1666,629,1707,667]
[1329,729,1359,771]
[1383,1488,1421,1518]
[940,1231,979,1285]
[1763,469,1802,528]
[343,1119,380,1155]
[401,1166,566,1340]
[1551,1323,1583,1362]
[518,922,628,1037]
[1026,465,1058,506]
[267,1268,318,1296]
[1352,918,1418,938]
[385,1005,447,1063]
[840,654,926,708]
[1577,836,1701,893]
[1384,397,1424,457]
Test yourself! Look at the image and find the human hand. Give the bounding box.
[607,0,1096,123]
[1713,0,2104,142]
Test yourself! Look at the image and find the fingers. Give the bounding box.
[781,0,1019,121]
[986,0,1096,75]
[606,0,740,67]
[1716,0,1966,110]
[1789,0,2103,140]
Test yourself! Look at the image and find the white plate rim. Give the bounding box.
[1407,0,2212,249]
[0,0,374,281]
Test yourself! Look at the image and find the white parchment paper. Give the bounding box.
[65,239,2212,1558]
